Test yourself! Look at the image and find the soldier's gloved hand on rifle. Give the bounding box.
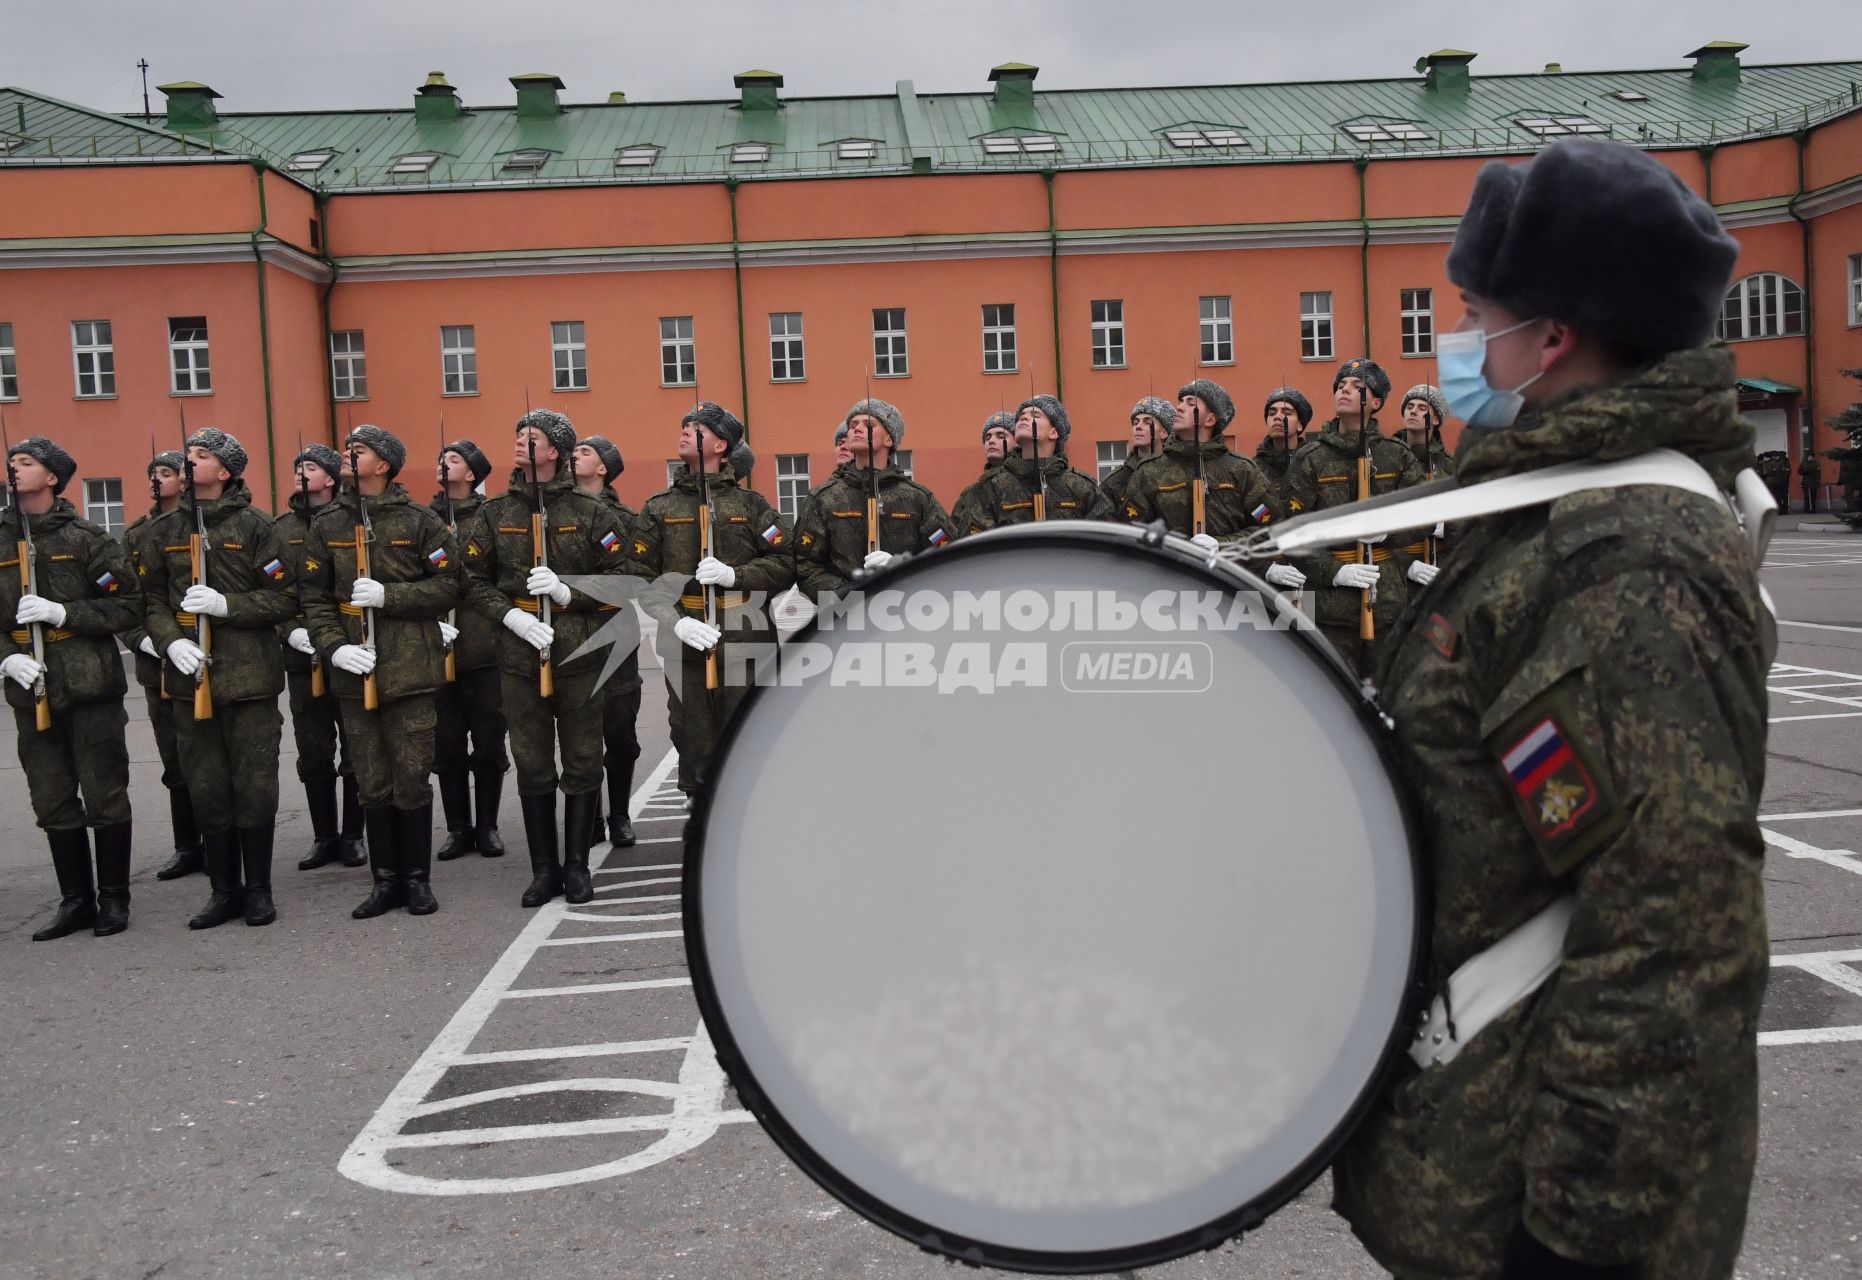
[1407,560,1440,587]
[1189,533,1220,554]
[166,638,205,676]
[438,621,459,648]
[1433,522,1446,538]
[1333,563,1380,590]
[287,627,316,655]
[862,549,894,573]
[350,576,386,609]
[525,565,573,608]
[181,584,229,618]
[501,608,554,652]
[1265,563,1306,590]
[15,593,66,627]
[1,653,43,688]
[694,556,736,589]
[137,635,159,659]
[330,644,376,676]
[673,617,722,652]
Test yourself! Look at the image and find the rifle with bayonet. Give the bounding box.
[179,403,214,720]
[439,418,456,684]
[1357,381,1377,644]
[2,409,51,731]
[523,390,554,698]
[298,433,325,697]
[348,442,380,711]
[693,389,718,691]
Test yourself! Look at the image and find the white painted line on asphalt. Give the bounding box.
[504,976,693,999]
[1760,808,1862,822]
[1770,711,1862,722]
[1762,952,1862,1046]
[1777,619,1862,634]
[447,1037,694,1065]
[560,897,680,916]
[1762,828,1862,876]
[1759,1025,1862,1046]
[595,876,681,891]
[538,930,686,946]
[410,1076,684,1114]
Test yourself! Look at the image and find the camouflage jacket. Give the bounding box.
[1280,423,1427,629]
[951,453,1110,535]
[430,491,498,672]
[273,489,340,676]
[0,498,141,712]
[593,488,645,694]
[1252,432,1301,497]
[794,463,956,599]
[123,507,174,691]
[1333,345,1771,1279]
[1097,448,1156,512]
[1115,437,1282,537]
[633,462,793,628]
[302,485,460,703]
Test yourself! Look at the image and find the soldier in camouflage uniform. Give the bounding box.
[635,402,792,806]
[275,443,365,873]
[124,451,205,882]
[141,429,297,928]
[1097,396,1172,511]
[950,412,1014,533]
[461,410,636,908]
[951,396,1110,534]
[303,425,459,919]
[1117,380,1283,557]
[1397,384,1457,568]
[571,433,642,850]
[1253,386,1313,499]
[1279,359,1429,675]
[1332,138,1770,1280]
[432,439,510,863]
[3,438,141,939]
[795,399,955,600]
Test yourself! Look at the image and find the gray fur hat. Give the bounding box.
[186,427,248,480]
[148,449,186,478]
[1263,387,1314,428]
[843,398,904,449]
[981,410,1016,440]
[581,434,624,485]
[344,424,406,478]
[1401,384,1448,427]
[293,442,343,483]
[1447,138,1738,356]
[516,407,576,457]
[1130,396,1177,428]
[1177,379,1235,429]
[1333,358,1392,407]
[1016,395,1071,443]
[10,437,76,493]
[729,440,755,484]
[443,439,492,484]
[681,401,745,452]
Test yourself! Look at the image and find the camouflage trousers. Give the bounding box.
[336,693,437,810]
[143,684,183,790]
[501,663,603,797]
[434,664,508,775]
[663,621,777,795]
[14,699,131,831]
[174,698,282,834]
[603,653,642,772]
[286,668,351,786]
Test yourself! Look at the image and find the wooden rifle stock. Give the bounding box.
[1357,453,1376,642]
[355,505,379,711]
[189,528,214,720]
[18,534,50,731]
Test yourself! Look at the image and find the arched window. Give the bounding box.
[1718,273,1805,341]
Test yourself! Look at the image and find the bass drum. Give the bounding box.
[684,521,1424,1274]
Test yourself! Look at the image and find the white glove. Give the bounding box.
[526,565,573,608]
[1407,560,1440,587]
[138,635,159,659]
[1432,522,1446,539]
[287,627,316,656]
[694,556,736,588]
[1333,563,1381,591]
[331,644,377,675]
[1264,563,1306,590]
[673,616,721,652]
[181,584,229,618]
[1189,533,1219,554]
[862,549,894,573]
[438,621,459,648]
[15,593,66,627]
[350,576,385,609]
[502,608,554,652]
[1,653,43,688]
[166,638,205,676]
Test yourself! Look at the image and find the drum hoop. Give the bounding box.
[682,522,1433,1275]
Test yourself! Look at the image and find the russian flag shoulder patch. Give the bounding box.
[762,523,785,547]
[1250,501,1272,524]
[927,528,947,547]
[1496,712,1619,873]
[262,558,287,581]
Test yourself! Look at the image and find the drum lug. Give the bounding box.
[1141,519,1168,548]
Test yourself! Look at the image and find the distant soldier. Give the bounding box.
[952,395,1111,534]
[141,428,297,929]
[3,437,141,939]
[125,450,205,882]
[1254,387,1314,498]
[795,399,955,599]
[1397,383,1456,567]
[302,425,459,919]
[730,440,756,490]
[1798,451,1823,513]
[833,423,854,469]
[431,438,509,863]
[980,410,1015,471]
[571,433,643,850]
[1098,396,1173,511]
[1118,379,1285,566]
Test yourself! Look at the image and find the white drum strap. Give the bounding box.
[1409,895,1574,1069]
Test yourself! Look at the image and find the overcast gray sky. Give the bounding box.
[5,0,1857,115]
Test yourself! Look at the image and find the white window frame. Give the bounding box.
[72,320,115,398]
[391,152,440,174]
[330,329,367,401]
[1515,114,1610,137]
[503,148,550,172]
[836,140,878,161]
[1164,126,1248,150]
[660,316,696,387]
[441,325,478,396]
[982,134,1058,155]
[0,322,16,401]
[286,149,333,172]
[168,316,212,395]
[1200,295,1233,365]
[665,460,682,487]
[615,145,660,169]
[1848,253,1862,327]
[1091,300,1126,369]
[893,449,914,479]
[873,308,909,378]
[551,321,588,391]
[1095,440,1124,482]
[730,143,771,164]
[1300,292,1334,361]
[1611,90,1650,102]
[776,453,811,520]
[1400,288,1435,357]
[1342,119,1431,143]
[982,303,1017,373]
[84,477,124,537]
[1719,273,1807,341]
[769,312,805,382]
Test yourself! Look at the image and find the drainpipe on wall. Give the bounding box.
[1043,170,1062,401]
[726,179,751,433]
[249,160,280,512]
[1356,156,1373,360]
[315,188,341,448]
[1788,130,1817,467]
[1697,142,1716,207]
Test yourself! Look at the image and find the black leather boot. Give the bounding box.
[239,823,277,926]
[32,828,97,941]
[187,830,245,930]
[295,776,344,870]
[518,792,560,908]
[473,765,507,857]
[155,788,205,879]
[352,808,403,919]
[561,790,600,905]
[401,802,438,915]
[606,759,637,848]
[435,772,475,861]
[92,821,133,937]
[338,775,367,867]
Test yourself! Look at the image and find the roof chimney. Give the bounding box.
[1687,41,1748,84]
[1543,62,1562,74]
[734,69,783,112]
[1415,49,1476,94]
[415,72,461,123]
[158,81,221,131]
[607,91,628,105]
[510,73,565,120]
[989,62,1039,107]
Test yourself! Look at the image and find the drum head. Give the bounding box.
[686,522,1423,1274]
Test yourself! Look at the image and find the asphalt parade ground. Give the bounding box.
[3,538,1860,1280]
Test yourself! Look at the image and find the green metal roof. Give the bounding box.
[1738,376,1802,395]
[3,55,1860,188]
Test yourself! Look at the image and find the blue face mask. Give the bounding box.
[1437,317,1544,429]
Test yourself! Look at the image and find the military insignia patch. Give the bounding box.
[428,546,450,570]
[263,558,287,581]
[1124,504,1140,519]
[465,543,482,558]
[1250,501,1271,524]
[96,571,120,593]
[599,531,620,554]
[633,539,649,556]
[927,528,947,547]
[1425,613,1458,659]
[761,523,785,546]
[1502,718,1597,841]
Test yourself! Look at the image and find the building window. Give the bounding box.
[1515,114,1609,137]
[730,143,771,164]
[1096,440,1125,482]
[873,308,908,377]
[1091,300,1126,369]
[769,313,805,382]
[1300,292,1334,361]
[776,453,811,520]
[0,322,16,401]
[286,149,333,172]
[1610,89,1650,102]
[615,145,659,169]
[72,320,115,398]
[665,460,682,487]
[1200,296,1233,365]
[1718,273,1806,341]
[982,133,1058,155]
[441,325,478,396]
[551,321,588,391]
[330,330,367,400]
[1848,254,1862,327]
[503,148,550,172]
[1341,119,1431,143]
[982,303,1017,373]
[1400,288,1434,357]
[837,140,878,161]
[84,477,124,537]
[391,152,439,174]
[1164,126,1247,149]
[893,449,914,479]
[168,316,212,395]
[660,316,696,386]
